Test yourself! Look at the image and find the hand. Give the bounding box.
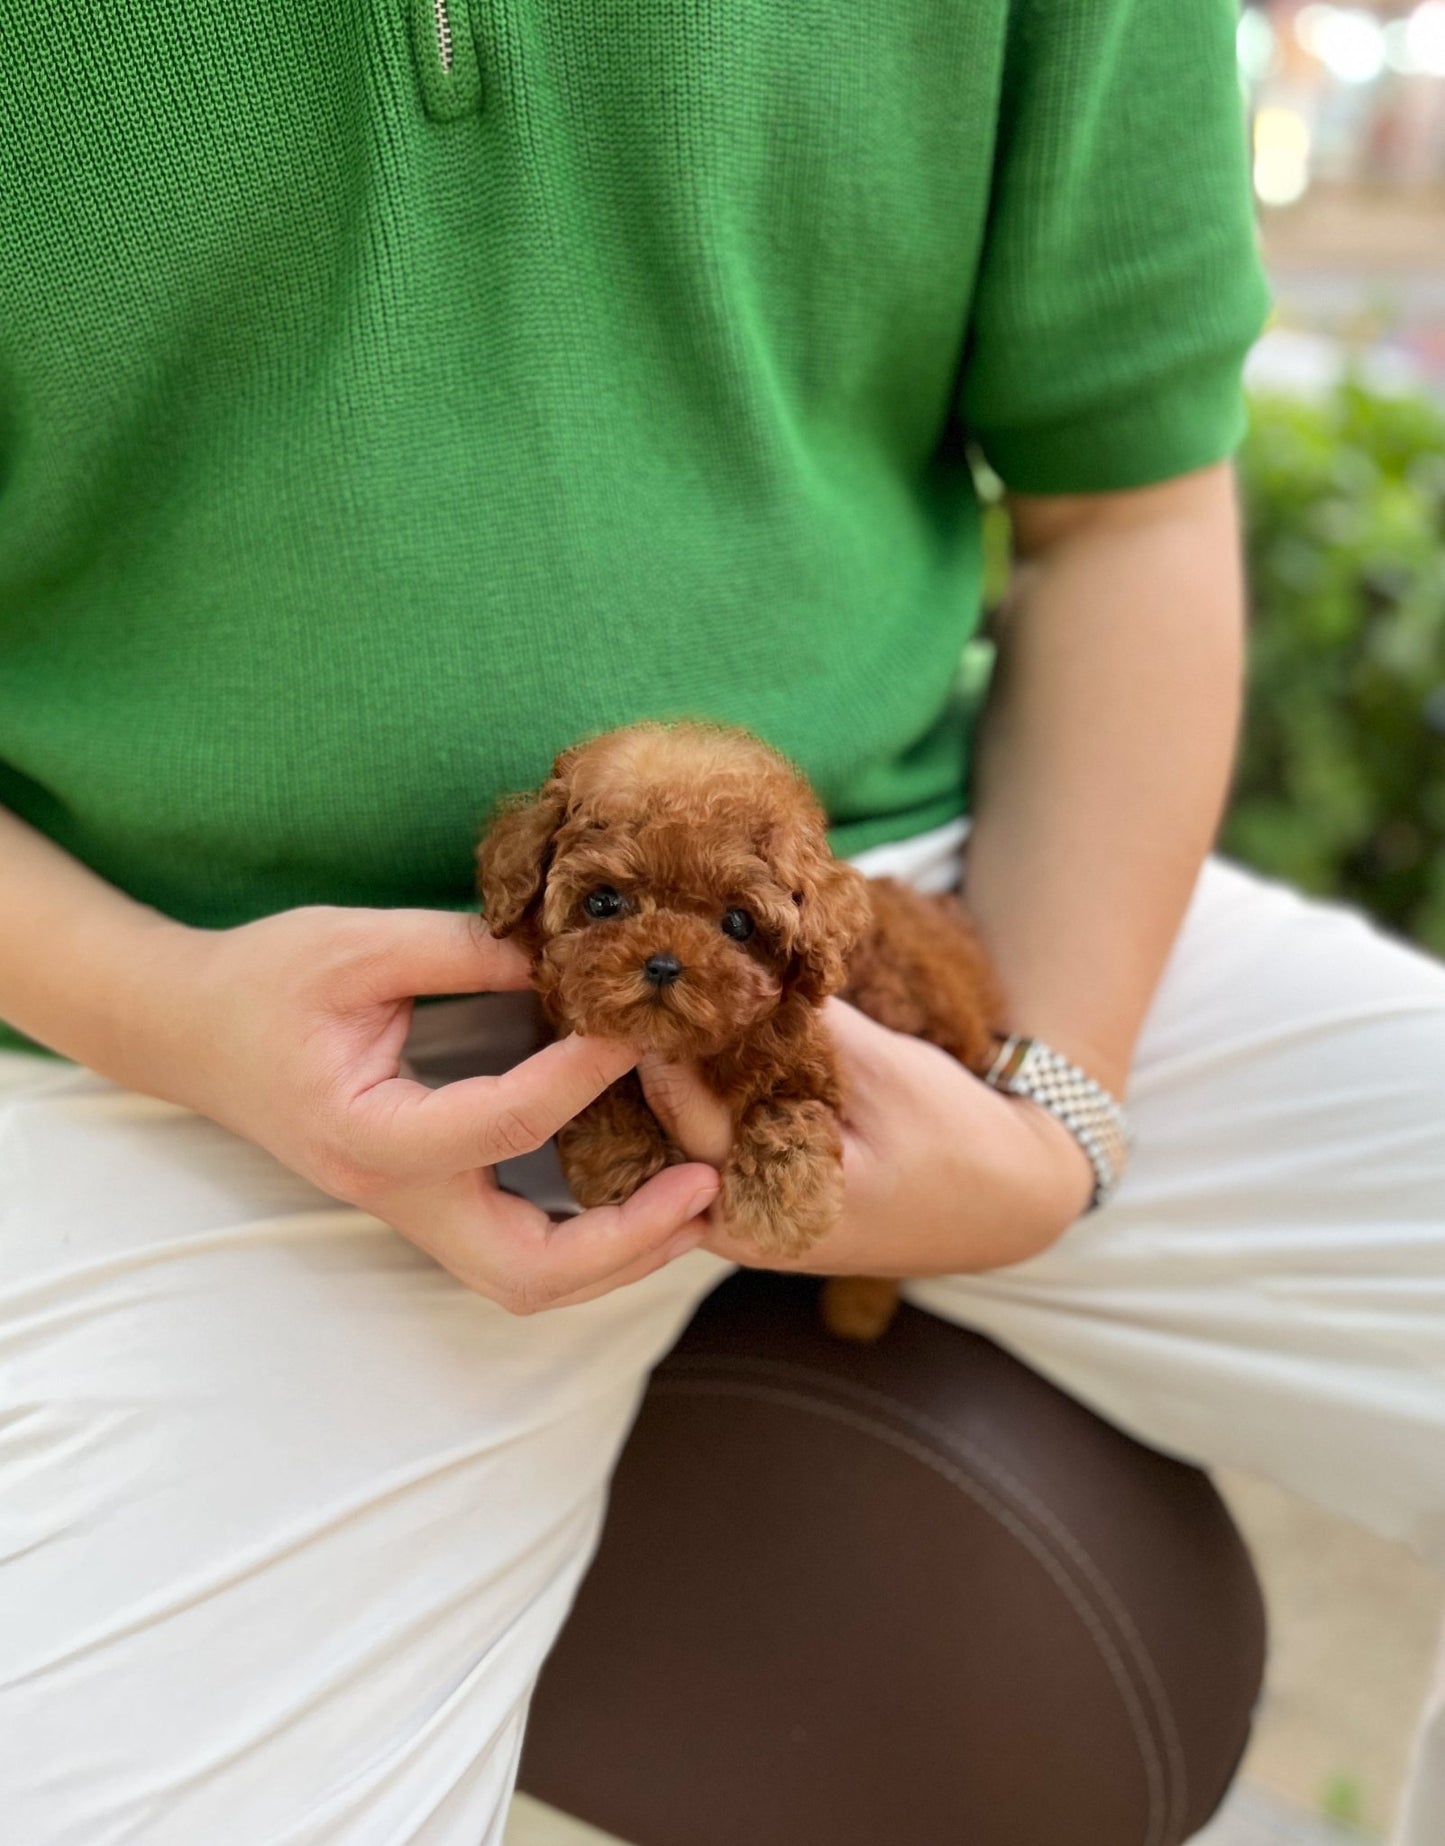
[140,906,719,1313]
[640,1000,1094,1276]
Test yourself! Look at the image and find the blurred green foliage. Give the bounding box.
[1228,383,1445,955]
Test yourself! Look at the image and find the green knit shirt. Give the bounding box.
[0,0,1268,1054]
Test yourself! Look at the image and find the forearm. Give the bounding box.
[0,803,197,1086]
[964,462,1246,1097]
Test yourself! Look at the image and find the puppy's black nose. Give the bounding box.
[643,952,683,989]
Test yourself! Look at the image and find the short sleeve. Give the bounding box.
[959,0,1272,495]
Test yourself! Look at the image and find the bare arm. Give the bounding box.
[0,802,203,1088]
[965,461,1246,1098]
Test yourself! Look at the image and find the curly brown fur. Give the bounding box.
[817,883,1005,1338]
[556,1070,679,1207]
[477,721,1004,1337]
[843,878,1004,1070]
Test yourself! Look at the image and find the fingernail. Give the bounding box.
[687,1182,720,1219]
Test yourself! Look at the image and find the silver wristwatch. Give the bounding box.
[982,1033,1133,1210]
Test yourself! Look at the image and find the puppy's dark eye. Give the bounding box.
[720,907,755,942]
[584,886,625,920]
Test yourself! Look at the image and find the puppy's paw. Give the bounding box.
[820,1276,900,1343]
[561,1135,668,1209]
[721,1098,843,1257]
[558,1080,672,1209]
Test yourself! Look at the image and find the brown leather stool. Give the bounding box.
[520,1271,1265,1846]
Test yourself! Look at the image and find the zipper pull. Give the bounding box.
[411,0,482,121]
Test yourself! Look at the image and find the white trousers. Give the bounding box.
[2,836,1443,1845]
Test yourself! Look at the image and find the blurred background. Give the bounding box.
[1242,0,1444,395]
[1232,1,1445,967]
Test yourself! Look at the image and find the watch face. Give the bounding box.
[984,1034,1031,1090]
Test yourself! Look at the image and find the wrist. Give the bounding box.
[84,908,220,1102]
[994,1016,1134,1109]
[934,1084,1093,1270]
[1008,1095,1097,1226]
[919,1061,1092,1264]
[982,1029,1132,1214]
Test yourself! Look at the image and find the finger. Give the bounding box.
[637,1055,734,1166]
[819,998,917,1132]
[697,1210,858,1275]
[350,909,534,1000]
[821,995,904,1059]
[352,1032,643,1178]
[541,1227,721,1310]
[491,1162,722,1309]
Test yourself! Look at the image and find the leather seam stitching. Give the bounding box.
[667,1352,1190,1839]
[657,1366,1184,1846]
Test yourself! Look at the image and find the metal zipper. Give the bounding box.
[413,0,480,119]
[433,0,454,73]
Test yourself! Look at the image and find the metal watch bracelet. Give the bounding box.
[981,1033,1133,1211]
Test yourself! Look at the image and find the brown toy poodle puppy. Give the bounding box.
[477,721,1004,1339]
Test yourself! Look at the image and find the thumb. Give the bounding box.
[638,1055,734,1167]
[349,909,534,1000]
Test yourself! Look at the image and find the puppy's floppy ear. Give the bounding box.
[477,752,575,950]
[786,852,872,1006]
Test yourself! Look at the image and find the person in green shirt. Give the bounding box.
[1,4,1442,1841]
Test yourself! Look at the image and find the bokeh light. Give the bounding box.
[1254,105,1314,205]
[1295,6,1386,84]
